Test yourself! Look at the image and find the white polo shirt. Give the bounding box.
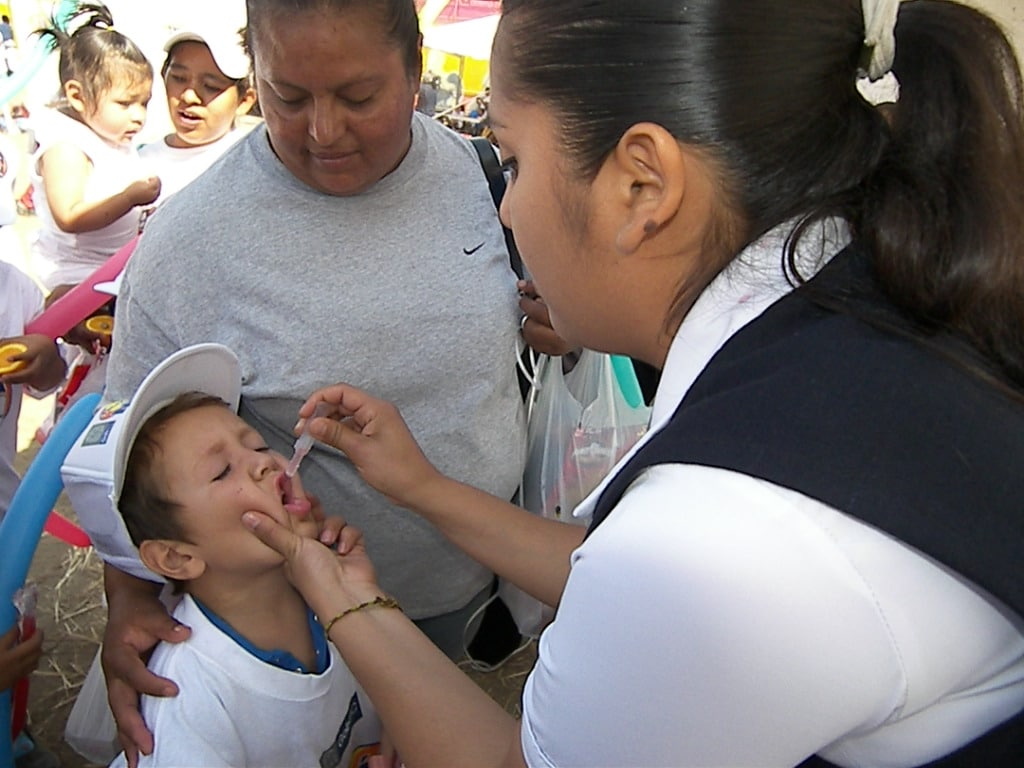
[519,224,1024,767]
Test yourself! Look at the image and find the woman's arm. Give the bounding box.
[297,384,585,607]
[39,143,159,233]
[244,511,528,768]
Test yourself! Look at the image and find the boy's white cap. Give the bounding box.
[61,344,241,581]
[163,25,250,81]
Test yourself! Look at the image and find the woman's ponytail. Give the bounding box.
[859,0,1024,387]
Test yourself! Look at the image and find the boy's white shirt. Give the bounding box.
[109,594,381,768]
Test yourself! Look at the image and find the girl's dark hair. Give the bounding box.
[120,392,229,549]
[36,2,152,109]
[245,0,421,78]
[496,0,1024,389]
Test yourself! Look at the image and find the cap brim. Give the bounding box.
[112,343,242,501]
[163,29,250,81]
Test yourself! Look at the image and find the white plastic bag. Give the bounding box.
[501,350,651,636]
[64,647,121,764]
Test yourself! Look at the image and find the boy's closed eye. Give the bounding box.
[211,445,271,482]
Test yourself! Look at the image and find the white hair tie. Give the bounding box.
[862,0,901,80]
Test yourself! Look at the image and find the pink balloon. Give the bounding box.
[25,237,138,340]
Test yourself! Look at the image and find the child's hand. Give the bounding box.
[44,285,115,351]
[127,176,161,207]
[60,313,110,352]
[0,334,66,390]
[0,625,44,692]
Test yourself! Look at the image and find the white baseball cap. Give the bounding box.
[62,344,242,581]
[163,25,250,81]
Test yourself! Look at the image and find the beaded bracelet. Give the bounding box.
[322,595,401,634]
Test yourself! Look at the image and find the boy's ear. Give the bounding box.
[63,79,88,115]
[608,122,686,255]
[138,540,206,582]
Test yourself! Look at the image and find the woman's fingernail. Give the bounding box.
[242,512,259,529]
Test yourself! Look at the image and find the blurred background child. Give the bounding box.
[29,1,159,293]
[140,23,256,205]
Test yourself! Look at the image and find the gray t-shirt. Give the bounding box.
[108,113,526,617]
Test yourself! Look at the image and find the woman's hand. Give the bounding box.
[518,279,576,357]
[101,569,190,767]
[243,511,381,621]
[293,384,444,511]
[0,625,44,691]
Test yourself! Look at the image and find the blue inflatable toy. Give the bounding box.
[0,393,100,768]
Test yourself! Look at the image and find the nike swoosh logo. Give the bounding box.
[463,242,485,255]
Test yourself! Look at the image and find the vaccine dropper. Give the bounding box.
[285,402,330,477]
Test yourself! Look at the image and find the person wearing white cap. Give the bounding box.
[139,24,256,205]
[63,343,383,767]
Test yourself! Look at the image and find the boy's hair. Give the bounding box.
[35,2,152,109]
[120,392,229,549]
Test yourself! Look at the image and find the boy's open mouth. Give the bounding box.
[277,473,311,517]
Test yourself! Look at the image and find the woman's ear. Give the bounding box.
[235,86,257,118]
[63,79,88,115]
[609,123,686,255]
[138,540,206,582]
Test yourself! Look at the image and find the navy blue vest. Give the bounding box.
[588,247,1024,766]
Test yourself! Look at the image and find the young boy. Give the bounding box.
[62,343,381,767]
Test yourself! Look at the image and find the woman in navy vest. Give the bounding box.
[246,1,1024,765]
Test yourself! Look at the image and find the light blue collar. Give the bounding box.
[193,598,329,674]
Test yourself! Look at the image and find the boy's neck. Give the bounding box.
[187,569,318,671]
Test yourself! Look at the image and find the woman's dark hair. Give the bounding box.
[245,0,421,78]
[495,0,1024,389]
[120,392,229,549]
[35,2,152,109]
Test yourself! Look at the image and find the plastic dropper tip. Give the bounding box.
[285,449,305,478]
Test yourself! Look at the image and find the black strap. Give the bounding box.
[470,136,524,279]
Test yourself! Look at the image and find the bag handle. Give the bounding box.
[470,136,524,280]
